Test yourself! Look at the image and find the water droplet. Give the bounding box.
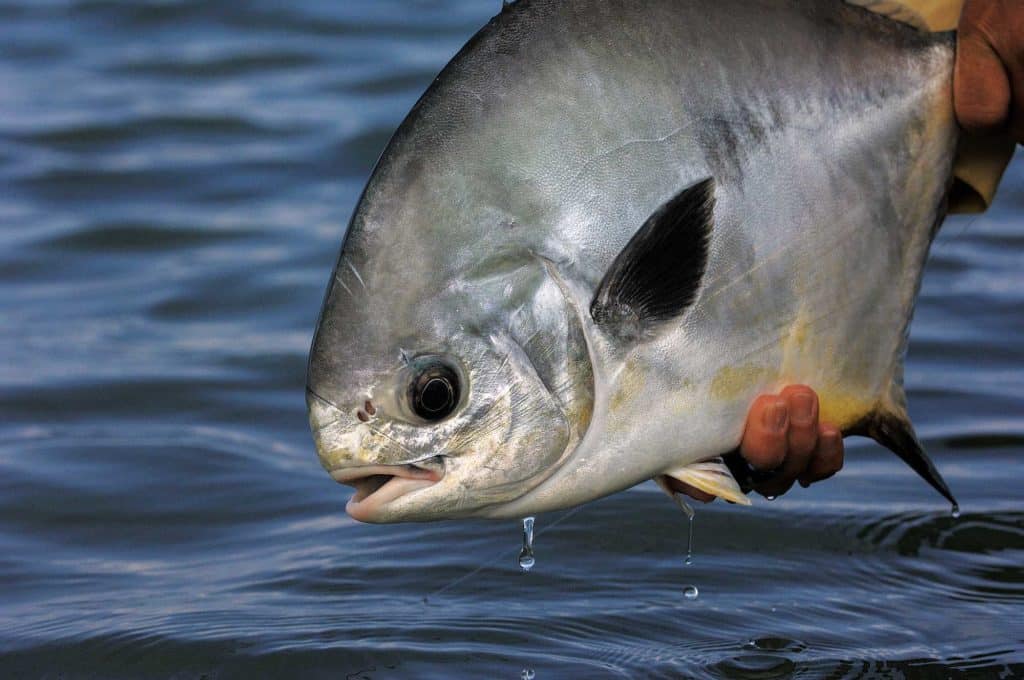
[683,585,699,599]
[521,670,536,680]
[951,504,961,519]
[765,495,776,502]
[684,513,694,565]
[672,493,696,566]
[518,516,535,572]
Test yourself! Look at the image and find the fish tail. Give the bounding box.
[848,383,957,508]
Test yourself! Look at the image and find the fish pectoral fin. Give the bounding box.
[590,177,714,340]
[654,456,752,506]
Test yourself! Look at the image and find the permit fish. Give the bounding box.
[306,0,960,522]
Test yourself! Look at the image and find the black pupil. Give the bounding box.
[420,378,452,413]
[411,363,459,421]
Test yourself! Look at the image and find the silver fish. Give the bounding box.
[307,0,959,523]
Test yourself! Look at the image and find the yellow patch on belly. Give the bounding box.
[710,364,774,400]
[817,389,876,430]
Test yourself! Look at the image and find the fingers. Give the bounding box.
[739,394,789,472]
[740,385,844,498]
[781,385,818,462]
[798,424,844,488]
[955,0,1024,141]
[955,30,1011,134]
[754,386,818,497]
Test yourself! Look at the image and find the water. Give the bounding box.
[1,1,1022,677]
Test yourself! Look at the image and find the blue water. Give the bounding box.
[1,1,1022,677]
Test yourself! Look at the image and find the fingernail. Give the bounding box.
[764,399,788,432]
[792,392,815,425]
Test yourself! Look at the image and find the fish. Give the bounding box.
[306,0,960,523]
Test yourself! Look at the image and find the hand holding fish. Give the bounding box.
[955,0,1024,141]
[669,386,844,502]
[686,0,1024,506]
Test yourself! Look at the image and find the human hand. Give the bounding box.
[667,385,844,502]
[955,0,1024,142]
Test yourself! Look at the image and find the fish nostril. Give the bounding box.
[364,400,376,416]
[356,410,369,422]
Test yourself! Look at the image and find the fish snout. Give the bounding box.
[330,457,446,522]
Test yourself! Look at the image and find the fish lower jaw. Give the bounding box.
[330,463,444,523]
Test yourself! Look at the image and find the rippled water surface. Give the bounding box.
[2,1,1023,677]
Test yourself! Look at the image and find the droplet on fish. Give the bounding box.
[518,516,535,572]
[951,504,961,519]
[683,585,699,599]
[521,670,536,680]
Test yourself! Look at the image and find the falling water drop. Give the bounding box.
[518,516,536,572]
[684,511,694,565]
[765,495,776,502]
[672,494,700,597]
[951,504,961,519]
[672,494,696,565]
[521,669,536,680]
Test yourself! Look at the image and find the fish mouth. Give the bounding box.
[330,458,445,522]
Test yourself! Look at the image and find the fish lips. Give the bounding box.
[330,458,445,523]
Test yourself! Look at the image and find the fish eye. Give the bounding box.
[410,360,460,421]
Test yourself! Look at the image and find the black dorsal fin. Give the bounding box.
[590,178,714,339]
[850,410,958,510]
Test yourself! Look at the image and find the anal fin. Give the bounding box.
[655,457,752,506]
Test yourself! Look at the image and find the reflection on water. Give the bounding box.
[0,0,1022,677]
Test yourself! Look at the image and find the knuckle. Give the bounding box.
[762,440,788,470]
[788,430,817,457]
[741,445,783,473]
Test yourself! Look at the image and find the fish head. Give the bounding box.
[307,158,595,523]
